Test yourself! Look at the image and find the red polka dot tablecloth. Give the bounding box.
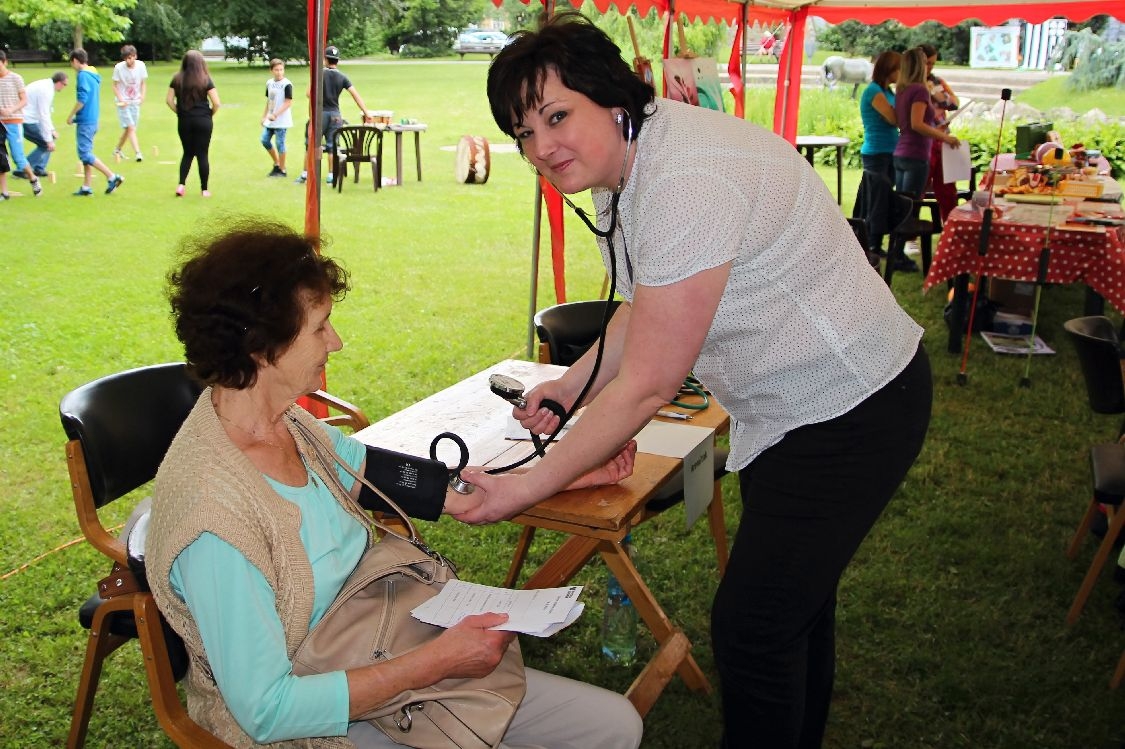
[924,204,1125,312]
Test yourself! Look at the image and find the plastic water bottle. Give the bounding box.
[600,535,637,665]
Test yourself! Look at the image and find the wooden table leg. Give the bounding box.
[414,131,423,181]
[625,630,690,718]
[520,535,600,591]
[948,273,969,353]
[395,131,404,187]
[835,145,844,205]
[601,539,711,694]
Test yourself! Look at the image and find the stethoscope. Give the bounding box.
[433,111,637,492]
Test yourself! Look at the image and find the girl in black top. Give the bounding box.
[167,50,221,197]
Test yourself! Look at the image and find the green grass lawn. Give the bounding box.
[1017,75,1125,118]
[4,60,1125,748]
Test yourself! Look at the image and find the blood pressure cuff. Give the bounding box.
[358,445,448,521]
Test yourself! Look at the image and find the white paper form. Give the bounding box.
[942,140,973,183]
[633,421,716,529]
[411,580,585,637]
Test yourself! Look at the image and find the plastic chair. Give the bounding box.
[332,125,382,193]
[61,364,371,747]
[1062,317,1125,627]
[503,301,730,587]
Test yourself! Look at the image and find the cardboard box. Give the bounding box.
[989,278,1036,317]
[991,311,1034,336]
[1059,179,1105,198]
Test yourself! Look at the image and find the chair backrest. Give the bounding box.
[60,363,203,564]
[534,300,621,366]
[61,363,203,509]
[846,217,869,252]
[1063,316,1125,415]
[335,125,380,162]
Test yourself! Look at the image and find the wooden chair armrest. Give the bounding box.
[307,390,371,432]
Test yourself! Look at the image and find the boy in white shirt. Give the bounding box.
[23,71,67,176]
[260,59,293,177]
[112,44,148,161]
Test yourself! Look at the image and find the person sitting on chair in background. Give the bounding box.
[467,14,933,749]
[146,218,642,749]
[856,50,901,268]
[919,43,961,223]
[295,45,373,185]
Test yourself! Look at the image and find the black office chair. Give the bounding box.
[503,300,730,587]
[332,125,382,193]
[1061,317,1125,628]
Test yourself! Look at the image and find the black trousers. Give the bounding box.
[712,345,932,749]
[177,115,213,190]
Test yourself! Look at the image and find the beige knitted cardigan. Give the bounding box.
[148,389,372,749]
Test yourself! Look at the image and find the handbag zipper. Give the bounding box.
[371,577,397,659]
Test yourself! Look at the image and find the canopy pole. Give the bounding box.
[305,0,327,237]
[526,0,558,360]
[740,3,748,117]
[528,181,543,359]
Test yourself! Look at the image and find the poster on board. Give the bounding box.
[970,26,1021,68]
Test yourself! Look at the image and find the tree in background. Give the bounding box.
[1053,17,1125,92]
[819,19,974,63]
[1,0,136,51]
[381,0,484,56]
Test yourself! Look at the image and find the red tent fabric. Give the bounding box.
[493,0,1121,139]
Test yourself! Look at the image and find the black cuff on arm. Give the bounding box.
[358,446,448,521]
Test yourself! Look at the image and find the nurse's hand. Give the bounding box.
[513,378,576,436]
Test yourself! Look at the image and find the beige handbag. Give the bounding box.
[289,418,526,749]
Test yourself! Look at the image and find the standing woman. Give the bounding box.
[857,50,901,265]
[920,43,961,222]
[465,14,933,748]
[167,50,220,198]
[893,47,958,199]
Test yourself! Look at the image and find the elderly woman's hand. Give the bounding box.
[451,441,637,526]
[442,481,485,516]
[432,613,516,679]
[562,439,636,490]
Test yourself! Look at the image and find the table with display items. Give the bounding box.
[353,358,730,716]
[924,200,1125,353]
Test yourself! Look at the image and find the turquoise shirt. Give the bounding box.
[169,423,367,743]
[859,81,898,156]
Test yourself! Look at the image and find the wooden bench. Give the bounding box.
[6,49,55,66]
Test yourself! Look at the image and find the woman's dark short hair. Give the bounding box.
[167,219,350,389]
[872,50,901,88]
[487,12,654,142]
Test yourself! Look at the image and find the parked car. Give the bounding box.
[452,30,510,59]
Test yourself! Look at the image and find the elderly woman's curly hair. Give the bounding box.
[167,218,350,389]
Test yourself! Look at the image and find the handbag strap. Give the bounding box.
[287,414,457,570]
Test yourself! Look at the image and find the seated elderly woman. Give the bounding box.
[146,219,642,748]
